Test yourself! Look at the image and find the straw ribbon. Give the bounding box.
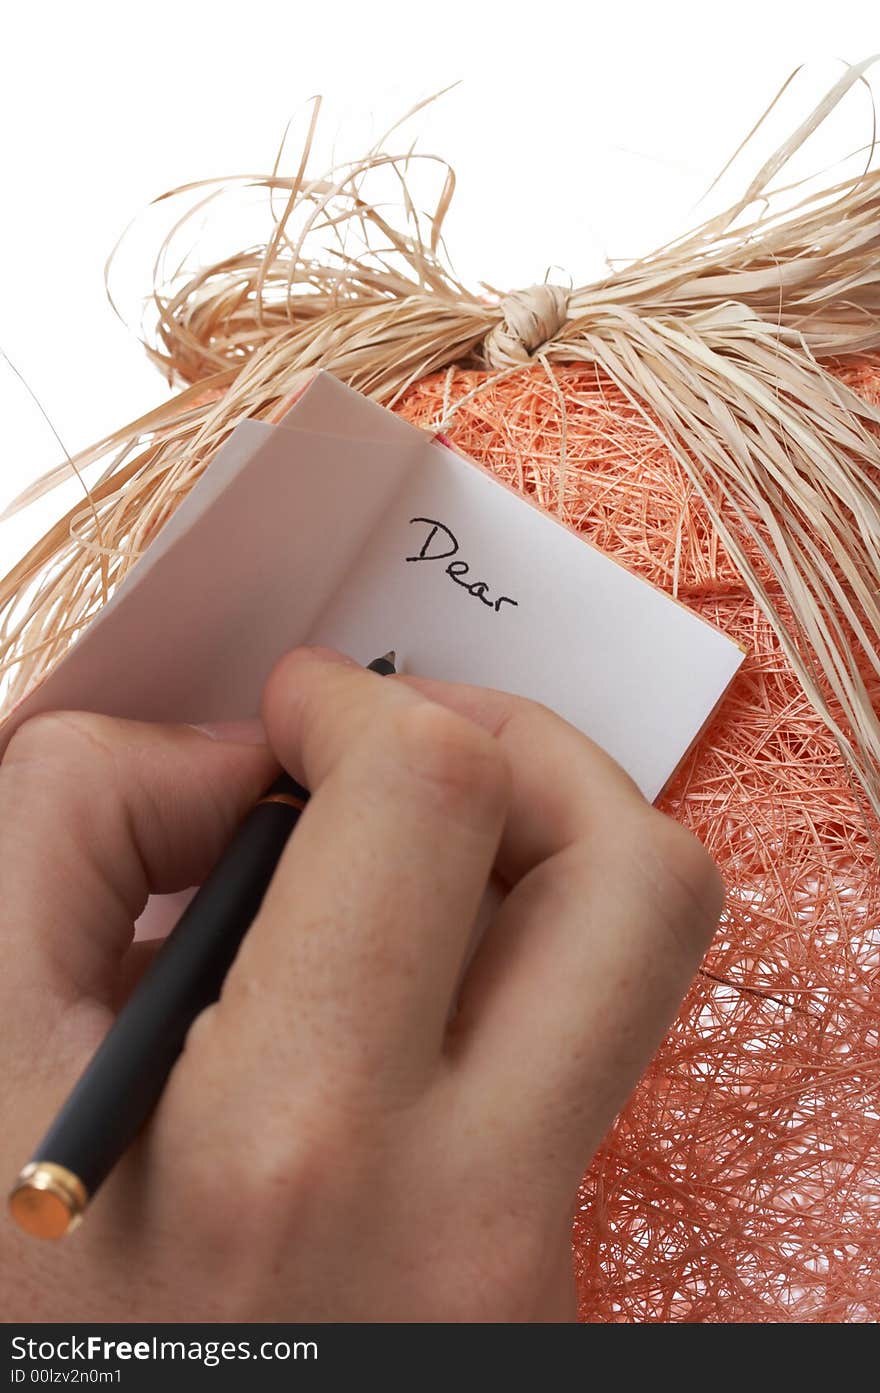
[483,284,570,369]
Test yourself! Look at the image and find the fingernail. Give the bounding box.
[188,718,268,745]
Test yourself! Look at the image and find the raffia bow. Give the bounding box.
[483,285,571,369]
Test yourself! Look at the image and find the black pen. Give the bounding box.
[8,651,397,1239]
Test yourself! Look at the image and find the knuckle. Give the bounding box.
[393,701,511,818]
[166,1005,381,1248]
[640,810,725,952]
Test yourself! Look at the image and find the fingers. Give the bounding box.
[192,647,510,1101]
[170,649,718,1180]
[397,676,649,883]
[0,711,278,1026]
[375,674,724,1183]
[3,644,722,1284]
[453,808,723,1186]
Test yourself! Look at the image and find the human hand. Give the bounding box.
[0,646,723,1322]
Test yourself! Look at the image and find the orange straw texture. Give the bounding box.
[397,361,880,1322]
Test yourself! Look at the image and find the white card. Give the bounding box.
[0,371,744,801]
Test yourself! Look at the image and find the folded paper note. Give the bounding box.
[0,372,744,801]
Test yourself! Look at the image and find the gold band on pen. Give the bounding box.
[8,1162,88,1239]
[258,792,307,811]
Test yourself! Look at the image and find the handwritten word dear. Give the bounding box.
[406,518,518,614]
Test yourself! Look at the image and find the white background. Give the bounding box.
[1,1,878,572]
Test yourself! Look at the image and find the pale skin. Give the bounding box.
[0,646,723,1322]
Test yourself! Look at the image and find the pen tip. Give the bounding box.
[367,650,398,676]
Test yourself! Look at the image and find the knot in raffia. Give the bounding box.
[482,283,570,369]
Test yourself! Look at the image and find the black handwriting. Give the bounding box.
[406,518,518,614]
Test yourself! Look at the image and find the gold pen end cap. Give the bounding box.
[8,1163,87,1239]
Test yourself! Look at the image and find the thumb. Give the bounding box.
[0,710,278,1030]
